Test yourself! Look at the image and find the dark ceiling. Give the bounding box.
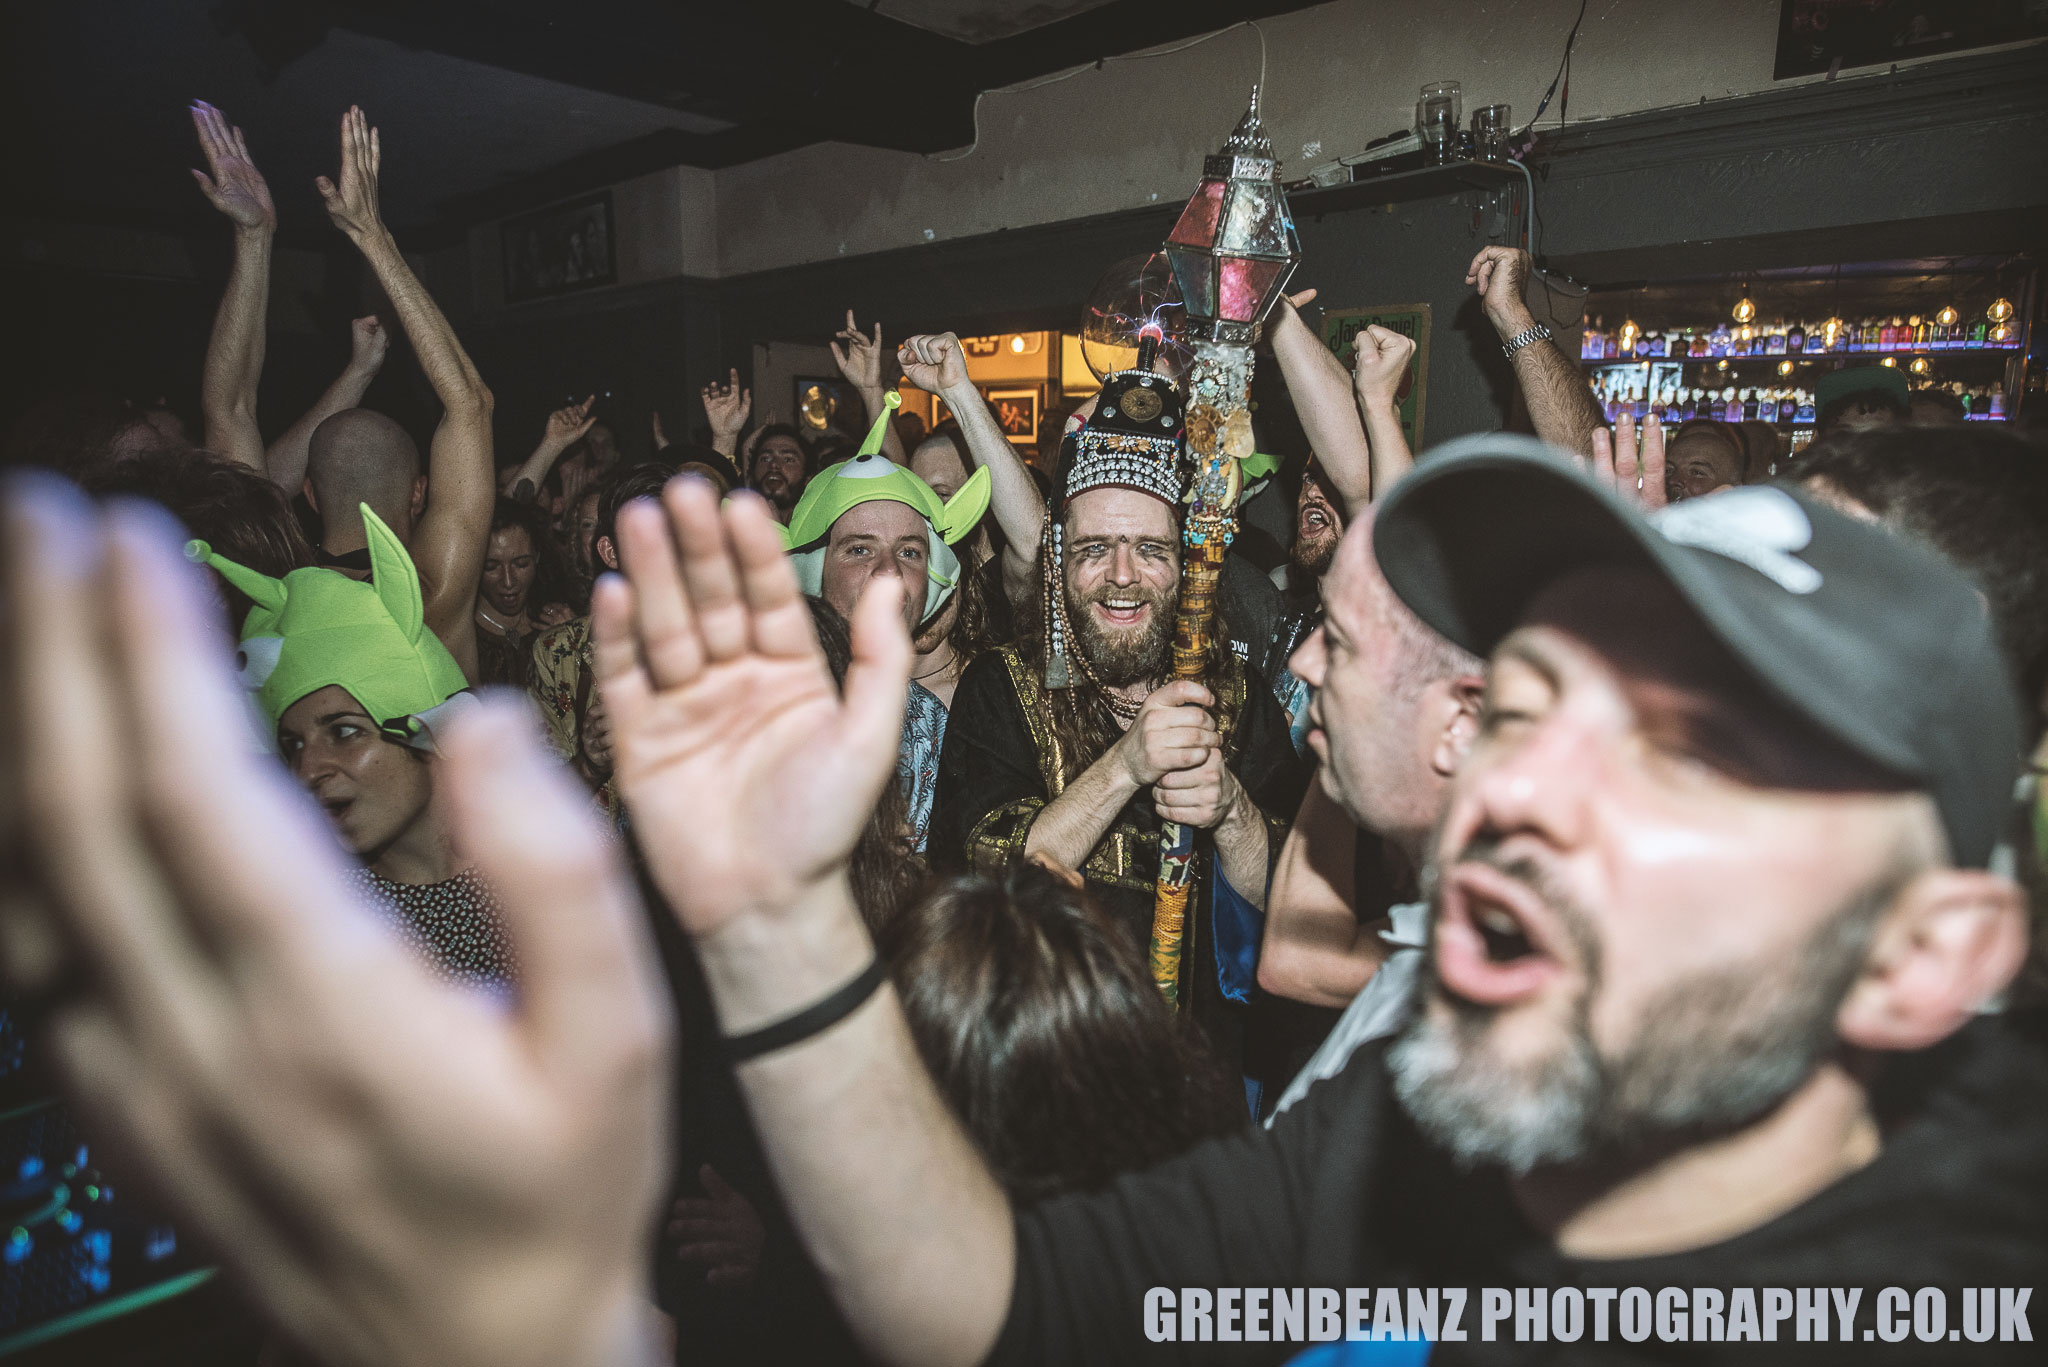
[7,0,1322,245]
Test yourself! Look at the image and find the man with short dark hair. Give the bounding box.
[747,423,812,523]
[1790,423,2048,733]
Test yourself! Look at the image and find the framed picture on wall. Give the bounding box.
[1320,303,1431,450]
[502,192,616,303]
[1773,0,2048,79]
[983,388,1041,447]
[794,376,860,440]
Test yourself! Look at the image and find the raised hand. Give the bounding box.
[1350,324,1417,414]
[896,332,970,395]
[830,310,886,391]
[700,369,752,443]
[315,106,385,241]
[546,395,599,449]
[1586,412,1669,510]
[669,1165,765,1289]
[590,478,910,934]
[1272,286,1320,335]
[189,101,275,232]
[1467,245,1537,336]
[0,477,672,1367]
[349,314,390,376]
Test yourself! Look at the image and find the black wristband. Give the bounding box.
[721,957,889,1064]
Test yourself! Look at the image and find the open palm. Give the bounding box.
[189,100,275,231]
[1,484,670,1367]
[591,478,909,934]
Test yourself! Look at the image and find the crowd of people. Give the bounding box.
[2,99,2046,1367]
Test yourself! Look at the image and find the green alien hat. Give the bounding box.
[186,503,472,747]
[781,391,993,622]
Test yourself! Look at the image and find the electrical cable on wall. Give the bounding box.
[1520,0,1589,136]
[930,18,1268,164]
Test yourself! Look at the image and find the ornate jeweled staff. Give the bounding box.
[1148,87,1301,1005]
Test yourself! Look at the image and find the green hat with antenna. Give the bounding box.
[186,503,473,747]
[781,390,992,622]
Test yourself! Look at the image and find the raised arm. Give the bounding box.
[1266,290,1375,516]
[190,101,275,476]
[265,316,389,495]
[1349,324,1418,501]
[897,333,1043,604]
[508,396,597,504]
[1468,246,1603,457]
[318,106,495,670]
[1257,781,1388,1007]
[700,370,751,460]
[593,480,1013,1367]
[831,311,906,463]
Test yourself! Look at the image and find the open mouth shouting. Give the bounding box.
[1433,860,1570,1007]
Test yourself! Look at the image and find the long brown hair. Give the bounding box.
[878,862,1246,1199]
[806,597,924,932]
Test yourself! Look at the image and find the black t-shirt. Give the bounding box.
[990,1013,2048,1364]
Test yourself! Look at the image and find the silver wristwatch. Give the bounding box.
[1501,323,1552,358]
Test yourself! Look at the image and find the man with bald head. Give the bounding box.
[303,106,495,680]
[307,408,426,550]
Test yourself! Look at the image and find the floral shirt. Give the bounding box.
[528,615,620,823]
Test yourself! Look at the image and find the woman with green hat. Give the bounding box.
[189,503,515,989]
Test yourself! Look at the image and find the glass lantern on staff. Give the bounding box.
[1147,85,1301,1005]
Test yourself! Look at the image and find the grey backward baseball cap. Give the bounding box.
[1372,434,2022,867]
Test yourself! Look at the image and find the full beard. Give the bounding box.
[1387,844,1896,1175]
[1291,525,1338,577]
[1065,577,1176,688]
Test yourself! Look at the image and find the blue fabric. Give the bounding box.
[1287,1338,1433,1366]
[1210,859,1264,1006]
[897,683,947,853]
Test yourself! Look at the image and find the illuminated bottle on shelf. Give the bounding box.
[1646,329,1665,358]
[1724,388,1742,422]
[1989,388,2005,418]
[1796,390,1815,424]
[1690,330,1709,357]
[1787,320,1805,353]
[1766,320,1786,355]
[1709,322,1731,357]
[1878,317,1896,351]
[1741,389,1758,420]
[1967,318,1987,348]
[1862,317,1884,350]
[1778,390,1797,423]
[1633,387,1648,420]
[1911,316,1930,348]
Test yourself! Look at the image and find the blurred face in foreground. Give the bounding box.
[1390,566,1944,1172]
